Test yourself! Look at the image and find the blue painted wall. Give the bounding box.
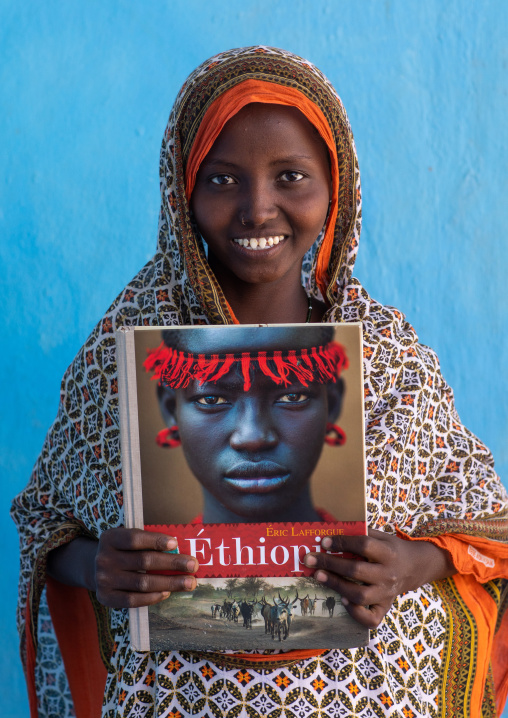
[1,1,506,715]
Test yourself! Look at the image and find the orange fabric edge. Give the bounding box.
[46,576,107,718]
[229,648,326,663]
[184,78,339,300]
[493,607,508,715]
[398,530,508,715]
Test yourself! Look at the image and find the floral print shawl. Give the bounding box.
[12,46,508,718]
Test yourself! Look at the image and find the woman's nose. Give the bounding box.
[230,403,278,452]
[239,181,278,227]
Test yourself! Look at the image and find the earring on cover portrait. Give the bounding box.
[156,426,181,448]
[324,423,346,446]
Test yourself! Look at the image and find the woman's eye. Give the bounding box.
[278,393,308,404]
[280,171,304,182]
[210,174,236,185]
[196,395,228,406]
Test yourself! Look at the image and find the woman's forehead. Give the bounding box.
[171,326,332,354]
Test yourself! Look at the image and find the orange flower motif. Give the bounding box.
[102,316,113,333]
[123,289,134,302]
[421,486,429,497]
[402,708,415,718]
[275,674,291,688]
[398,489,407,502]
[421,596,429,608]
[363,346,374,359]
[167,659,183,674]
[379,692,393,706]
[402,395,414,406]
[428,406,434,419]
[312,678,326,692]
[168,712,183,718]
[414,641,424,655]
[376,517,386,527]
[436,436,445,448]
[156,289,169,302]
[391,457,398,472]
[409,431,416,445]
[86,350,94,365]
[418,462,426,475]
[235,670,252,685]
[437,504,445,514]
[111,378,118,394]
[370,485,379,499]
[347,681,360,696]
[143,670,155,686]
[380,327,392,338]
[445,460,459,473]
[118,690,127,705]
[201,665,215,679]
[397,657,409,673]
[368,461,378,475]
[493,503,501,513]
[347,287,359,300]
[364,386,372,398]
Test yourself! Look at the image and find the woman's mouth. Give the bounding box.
[232,235,285,250]
[224,460,290,492]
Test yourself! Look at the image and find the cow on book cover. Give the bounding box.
[117,323,368,651]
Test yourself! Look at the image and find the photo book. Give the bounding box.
[116,323,368,651]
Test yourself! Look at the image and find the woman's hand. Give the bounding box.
[47,529,199,609]
[303,529,455,628]
[94,528,199,608]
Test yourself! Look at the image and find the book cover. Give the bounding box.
[116,323,368,651]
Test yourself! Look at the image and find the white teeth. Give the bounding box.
[233,235,285,250]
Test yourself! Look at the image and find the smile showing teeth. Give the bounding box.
[233,235,285,250]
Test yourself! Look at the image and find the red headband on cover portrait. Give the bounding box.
[144,341,348,448]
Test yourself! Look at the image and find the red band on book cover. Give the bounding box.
[145,521,366,579]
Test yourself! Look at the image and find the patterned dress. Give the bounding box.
[12,46,508,718]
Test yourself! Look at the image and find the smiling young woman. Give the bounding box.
[11,46,508,718]
[191,104,332,323]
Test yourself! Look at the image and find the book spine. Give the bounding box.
[116,327,149,650]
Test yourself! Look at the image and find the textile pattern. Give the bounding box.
[11,46,508,718]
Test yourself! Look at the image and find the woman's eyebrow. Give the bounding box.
[269,154,314,165]
[202,154,315,170]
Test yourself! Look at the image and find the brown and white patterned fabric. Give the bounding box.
[12,46,508,718]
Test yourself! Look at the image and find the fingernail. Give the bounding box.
[304,554,317,567]
[161,591,171,600]
[183,576,195,591]
[186,559,197,572]
[165,537,178,550]
[341,596,349,606]
[315,570,328,583]
[321,537,332,550]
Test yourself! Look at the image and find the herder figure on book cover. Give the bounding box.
[118,323,367,651]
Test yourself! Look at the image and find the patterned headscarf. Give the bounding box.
[11,46,508,718]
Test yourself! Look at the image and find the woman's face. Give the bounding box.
[191,103,331,289]
[159,328,342,522]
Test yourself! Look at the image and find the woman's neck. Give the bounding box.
[210,261,326,324]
